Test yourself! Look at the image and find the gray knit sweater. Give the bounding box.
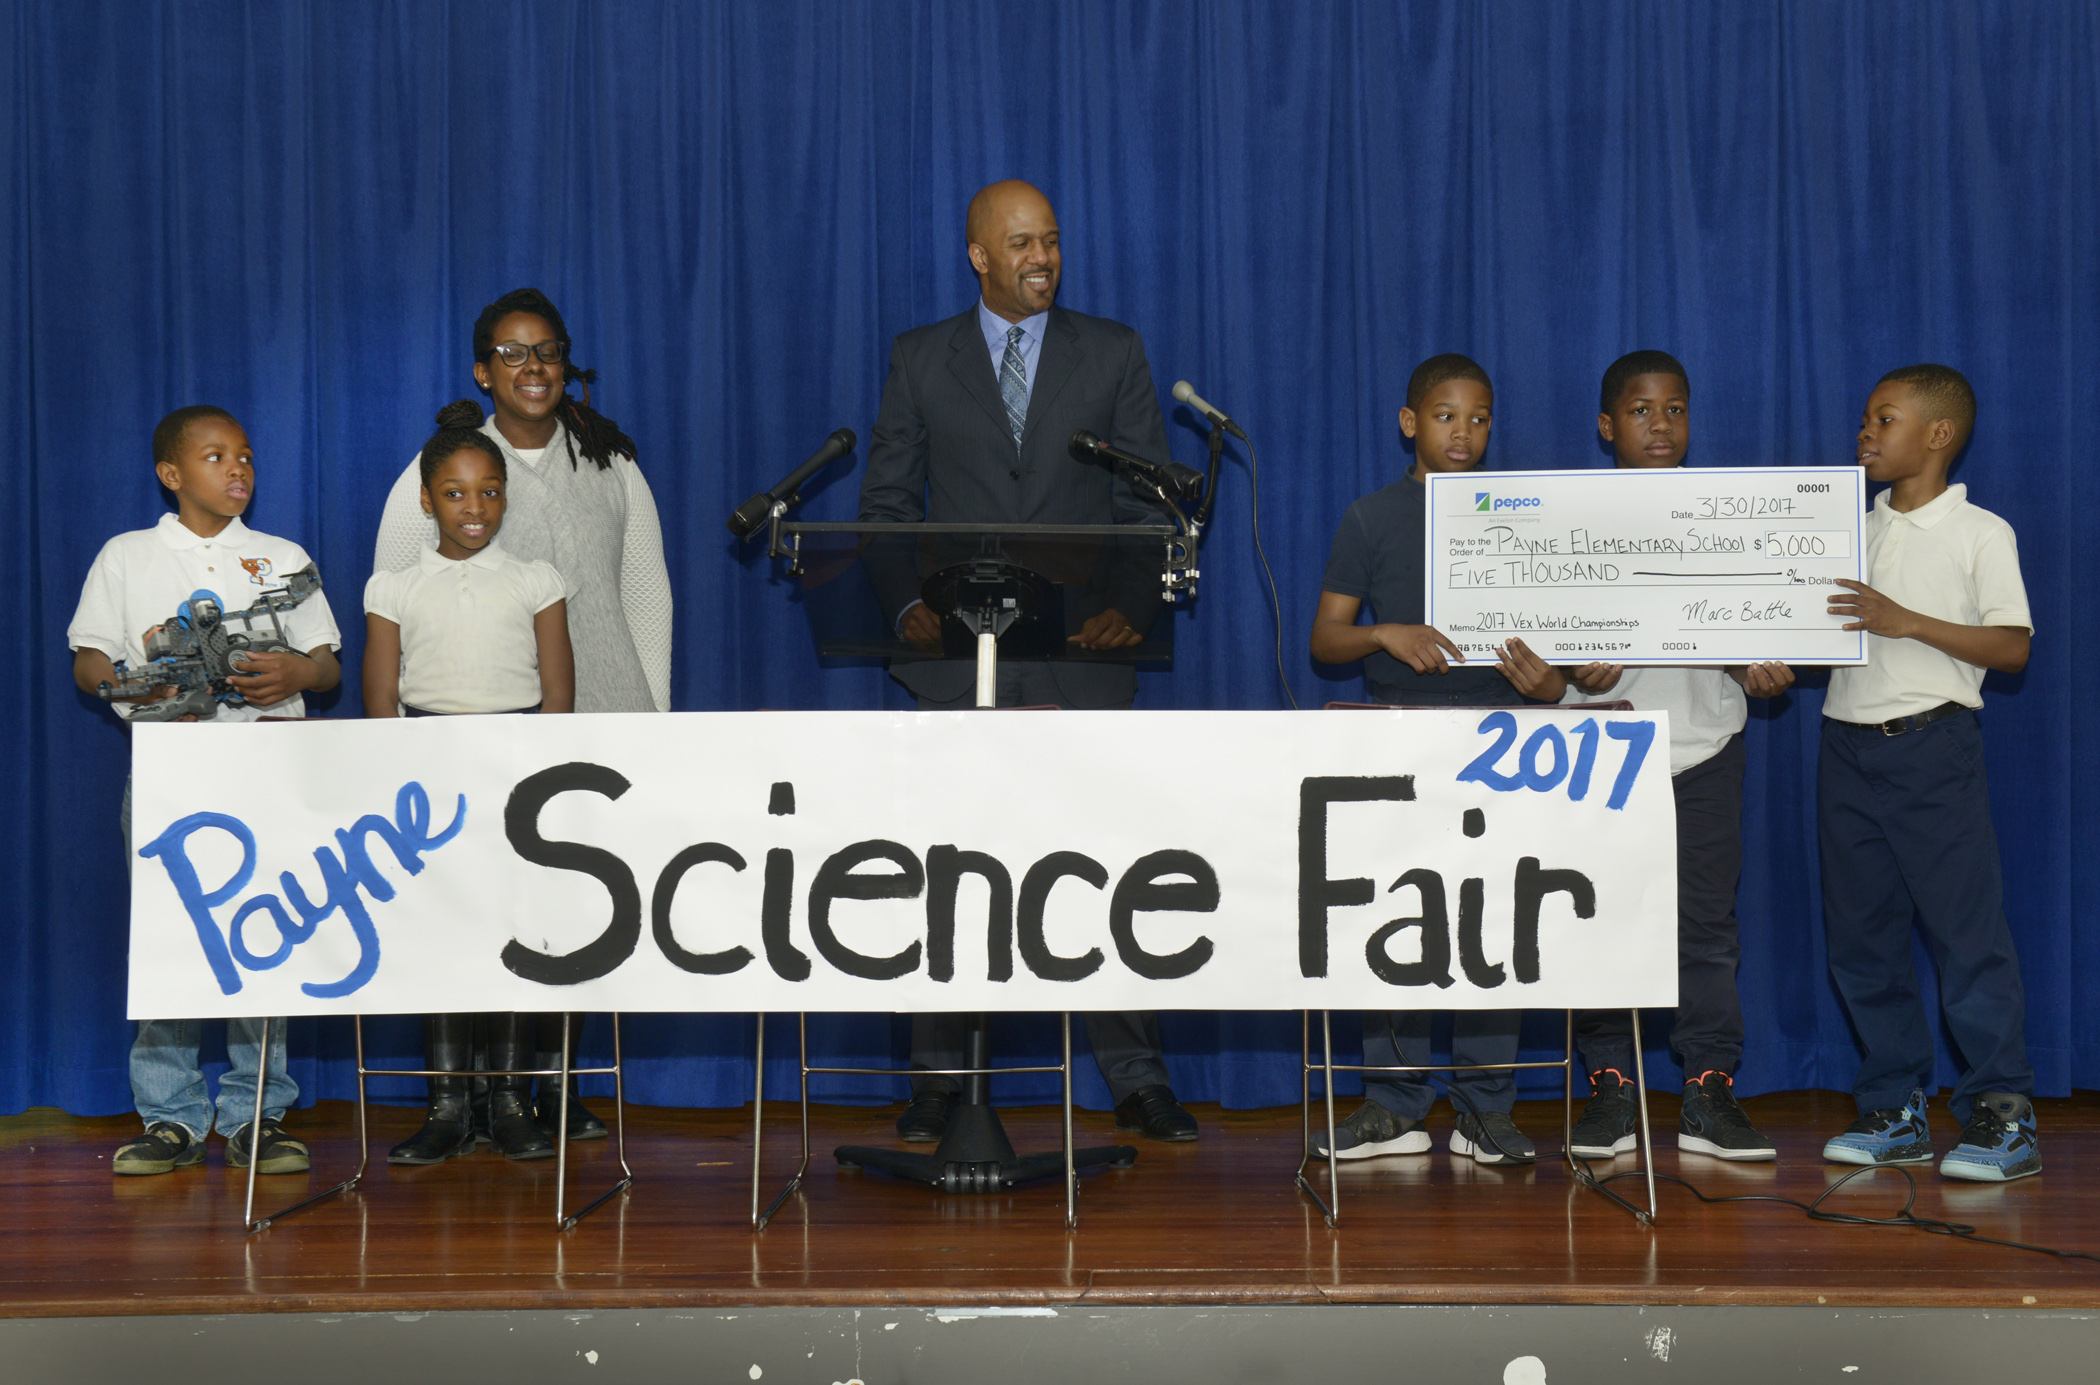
[373,417,672,713]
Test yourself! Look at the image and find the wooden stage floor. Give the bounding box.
[2,1090,2095,1317]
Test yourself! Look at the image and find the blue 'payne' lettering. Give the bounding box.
[137,782,466,998]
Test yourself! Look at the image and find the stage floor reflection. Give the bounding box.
[2,1090,2094,1316]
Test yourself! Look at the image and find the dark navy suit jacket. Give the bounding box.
[857,304,1173,705]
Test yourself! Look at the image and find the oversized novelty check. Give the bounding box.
[1426,467,1868,666]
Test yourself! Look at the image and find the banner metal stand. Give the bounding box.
[241,1013,632,1233]
[1294,1007,1660,1226]
[1295,699,1661,1226]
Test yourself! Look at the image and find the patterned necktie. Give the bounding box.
[1000,325,1028,448]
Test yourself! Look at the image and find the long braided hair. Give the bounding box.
[471,287,636,472]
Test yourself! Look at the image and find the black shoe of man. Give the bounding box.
[896,1088,958,1143]
[1114,1085,1199,1142]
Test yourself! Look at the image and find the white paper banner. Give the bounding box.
[1427,466,1868,665]
[128,709,1678,1018]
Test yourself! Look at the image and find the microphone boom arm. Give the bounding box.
[727,428,857,538]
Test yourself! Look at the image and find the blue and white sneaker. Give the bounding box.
[1939,1092,2041,1183]
[1823,1088,1934,1166]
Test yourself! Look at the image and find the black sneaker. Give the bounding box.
[1678,1070,1776,1161]
[1309,1100,1429,1160]
[226,1118,311,1174]
[112,1122,203,1176]
[1569,1068,1639,1158]
[1450,1110,1536,1165]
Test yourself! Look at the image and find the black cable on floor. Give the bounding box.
[1575,1153,2100,1267]
[1323,1066,2091,1266]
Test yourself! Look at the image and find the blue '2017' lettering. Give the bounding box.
[1457,712,1655,810]
[136,782,466,998]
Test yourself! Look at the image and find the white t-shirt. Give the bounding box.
[1824,484,2032,724]
[1562,667,1746,775]
[363,540,568,714]
[68,514,343,721]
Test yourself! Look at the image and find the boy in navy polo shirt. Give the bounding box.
[1308,353,1534,1166]
[68,406,342,1176]
[1817,365,2038,1181]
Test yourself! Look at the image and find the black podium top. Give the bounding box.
[776,521,1178,665]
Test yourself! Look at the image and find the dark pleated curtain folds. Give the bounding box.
[5,1,2095,1114]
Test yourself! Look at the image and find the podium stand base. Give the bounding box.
[836,1100,1134,1192]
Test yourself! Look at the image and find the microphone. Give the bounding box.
[1172,380,1247,440]
[726,428,857,537]
[1069,430,1204,500]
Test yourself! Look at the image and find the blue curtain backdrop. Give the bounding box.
[5,1,2095,1116]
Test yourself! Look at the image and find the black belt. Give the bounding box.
[1836,701,1966,737]
[402,703,541,717]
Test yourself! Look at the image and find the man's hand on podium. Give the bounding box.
[1070,607,1143,651]
[899,601,944,654]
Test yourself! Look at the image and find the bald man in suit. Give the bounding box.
[858,179,1197,1142]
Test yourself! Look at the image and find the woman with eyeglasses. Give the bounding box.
[372,287,670,1161]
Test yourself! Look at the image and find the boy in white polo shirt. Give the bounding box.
[1818,364,2037,1182]
[1498,351,1792,1163]
[68,405,343,1176]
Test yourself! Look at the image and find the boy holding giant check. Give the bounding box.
[1491,356,2038,1182]
[1309,353,1539,1166]
[1492,352,1798,1162]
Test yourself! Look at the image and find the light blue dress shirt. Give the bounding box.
[977,299,1048,400]
[893,301,1052,633]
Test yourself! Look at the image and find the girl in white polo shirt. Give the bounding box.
[364,401,574,1164]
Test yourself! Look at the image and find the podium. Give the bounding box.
[767,518,1189,675]
[748,517,1198,1228]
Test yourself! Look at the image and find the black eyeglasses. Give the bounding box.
[489,341,567,366]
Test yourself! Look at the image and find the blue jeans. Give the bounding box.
[123,777,296,1137]
[130,1017,296,1138]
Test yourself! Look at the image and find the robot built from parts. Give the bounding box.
[97,563,323,722]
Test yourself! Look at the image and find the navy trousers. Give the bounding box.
[909,661,1170,1102]
[1578,732,1747,1082]
[1361,683,1522,1120]
[1818,710,2031,1123]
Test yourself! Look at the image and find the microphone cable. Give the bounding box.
[1238,435,1299,710]
[1326,1071,2097,1266]
[1571,1147,2100,1268]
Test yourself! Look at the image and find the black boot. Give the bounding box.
[487,1013,556,1161]
[535,1012,609,1142]
[388,1014,477,1165]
